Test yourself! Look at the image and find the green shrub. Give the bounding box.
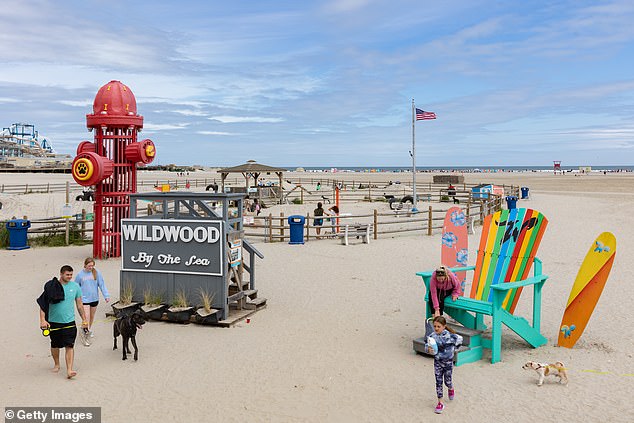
[28,224,91,247]
[0,225,9,248]
[292,198,303,205]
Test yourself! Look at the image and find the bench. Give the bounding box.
[338,223,371,245]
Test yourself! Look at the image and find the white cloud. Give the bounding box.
[208,116,284,123]
[172,109,208,117]
[197,131,238,136]
[58,100,93,107]
[143,123,190,131]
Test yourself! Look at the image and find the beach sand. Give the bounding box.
[1,171,633,422]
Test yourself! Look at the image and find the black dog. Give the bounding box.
[113,310,146,361]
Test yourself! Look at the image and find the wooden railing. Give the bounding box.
[243,194,503,243]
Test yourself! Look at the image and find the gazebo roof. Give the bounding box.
[217,160,286,174]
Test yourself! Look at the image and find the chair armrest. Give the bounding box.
[490,275,548,291]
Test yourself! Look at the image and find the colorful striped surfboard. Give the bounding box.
[441,207,469,293]
[470,209,548,313]
[557,232,616,348]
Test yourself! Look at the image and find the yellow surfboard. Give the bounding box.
[557,232,616,348]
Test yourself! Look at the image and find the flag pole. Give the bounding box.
[411,99,418,212]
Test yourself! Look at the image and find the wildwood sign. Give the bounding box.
[121,219,224,275]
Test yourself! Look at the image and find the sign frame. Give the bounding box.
[120,218,225,276]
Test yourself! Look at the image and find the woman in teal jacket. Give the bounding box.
[75,257,110,338]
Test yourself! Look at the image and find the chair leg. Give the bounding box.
[491,292,504,364]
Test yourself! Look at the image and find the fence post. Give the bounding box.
[268,213,273,243]
[47,183,50,193]
[300,187,304,204]
[466,199,471,228]
[368,184,372,202]
[81,209,87,239]
[280,212,285,242]
[373,209,378,240]
[428,206,433,235]
[25,184,28,194]
[480,202,484,224]
[306,212,310,241]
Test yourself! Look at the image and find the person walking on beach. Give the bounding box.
[427,316,462,414]
[75,257,110,342]
[430,266,462,317]
[37,265,88,379]
[314,202,325,237]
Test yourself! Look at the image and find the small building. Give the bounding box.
[471,184,504,199]
[433,175,464,184]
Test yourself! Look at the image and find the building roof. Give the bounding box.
[217,160,286,174]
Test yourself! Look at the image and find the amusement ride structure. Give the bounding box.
[0,123,54,158]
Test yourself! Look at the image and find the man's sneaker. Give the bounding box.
[448,389,455,400]
[434,402,445,414]
[89,330,94,338]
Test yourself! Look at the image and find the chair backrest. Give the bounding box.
[469,208,548,313]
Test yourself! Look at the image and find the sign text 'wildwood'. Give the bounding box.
[122,223,221,244]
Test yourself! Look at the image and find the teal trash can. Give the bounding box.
[505,196,518,209]
[6,219,31,250]
[288,215,305,245]
[521,187,529,199]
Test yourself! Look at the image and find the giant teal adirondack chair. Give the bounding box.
[416,208,549,364]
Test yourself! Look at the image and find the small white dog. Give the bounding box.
[522,361,569,386]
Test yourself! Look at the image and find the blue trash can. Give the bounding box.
[288,215,305,245]
[505,196,518,210]
[521,187,529,199]
[6,218,31,250]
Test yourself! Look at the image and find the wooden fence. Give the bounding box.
[0,178,245,195]
[1,177,516,245]
[1,210,94,245]
[243,194,504,243]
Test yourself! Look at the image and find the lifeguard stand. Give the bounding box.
[553,161,562,174]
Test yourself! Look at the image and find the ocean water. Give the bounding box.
[290,165,633,173]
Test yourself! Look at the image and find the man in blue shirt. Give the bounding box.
[38,265,88,379]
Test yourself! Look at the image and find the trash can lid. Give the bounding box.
[288,215,305,223]
[6,218,30,228]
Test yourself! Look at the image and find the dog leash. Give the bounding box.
[41,325,77,337]
[40,316,116,337]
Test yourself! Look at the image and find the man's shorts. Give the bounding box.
[83,300,99,307]
[49,321,77,348]
[314,219,323,226]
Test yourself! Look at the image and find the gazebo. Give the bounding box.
[217,160,286,203]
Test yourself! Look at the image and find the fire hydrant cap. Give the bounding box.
[92,80,138,116]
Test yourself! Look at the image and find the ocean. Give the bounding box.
[291,165,633,173]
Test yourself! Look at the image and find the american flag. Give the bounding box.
[416,108,437,120]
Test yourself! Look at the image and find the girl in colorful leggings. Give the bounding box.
[426,316,462,414]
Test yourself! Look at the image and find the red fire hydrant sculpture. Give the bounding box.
[71,80,156,258]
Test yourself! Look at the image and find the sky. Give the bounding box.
[1,0,634,168]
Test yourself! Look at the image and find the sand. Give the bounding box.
[1,171,633,422]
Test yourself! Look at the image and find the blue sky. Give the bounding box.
[1,0,634,167]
